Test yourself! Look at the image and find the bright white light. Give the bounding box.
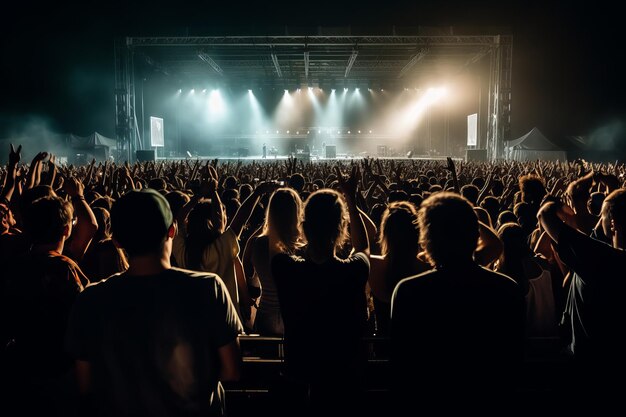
[191,89,195,94]
[331,89,336,93]
[266,130,269,134]
[307,131,310,134]
[202,89,207,93]
[358,130,361,134]
[208,90,225,116]
[337,130,341,134]
[248,89,252,94]
[424,87,448,105]
[348,130,351,134]
[177,89,182,94]
[276,130,279,134]
[296,131,299,134]
[286,130,290,134]
[308,87,313,92]
[344,88,348,92]
[369,130,372,133]
[355,88,360,92]
[281,89,294,107]
[318,130,321,134]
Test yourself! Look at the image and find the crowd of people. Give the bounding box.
[1,144,625,415]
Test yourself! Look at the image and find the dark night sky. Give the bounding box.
[1,1,625,143]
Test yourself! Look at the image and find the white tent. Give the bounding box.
[504,127,567,162]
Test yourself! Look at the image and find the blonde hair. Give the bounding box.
[262,188,304,253]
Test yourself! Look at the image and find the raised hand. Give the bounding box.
[63,177,85,198]
[445,156,456,173]
[9,144,22,166]
[335,164,360,198]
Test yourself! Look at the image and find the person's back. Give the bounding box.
[390,192,524,410]
[273,251,369,381]
[392,263,523,387]
[67,268,239,417]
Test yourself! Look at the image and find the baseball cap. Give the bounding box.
[111,189,174,255]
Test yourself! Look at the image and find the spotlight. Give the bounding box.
[355,88,360,92]
[319,130,322,134]
[348,130,351,134]
[358,130,361,134]
[177,89,182,93]
[369,130,372,134]
[337,130,341,134]
[331,89,336,93]
[248,89,252,93]
[307,131,310,134]
[276,130,279,134]
[284,89,289,93]
[381,89,384,92]
[344,88,348,92]
[296,131,299,135]
[202,89,207,93]
[191,89,195,93]
[286,130,290,134]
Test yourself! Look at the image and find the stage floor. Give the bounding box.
[156,154,456,162]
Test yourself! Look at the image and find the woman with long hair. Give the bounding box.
[173,166,276,322]
[271,166,370,414]
[243,188,304,335]
[369,201,430,334]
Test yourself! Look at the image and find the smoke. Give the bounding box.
[588,119,626,151]
[0,114,68,164]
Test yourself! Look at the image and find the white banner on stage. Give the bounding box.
[150,117,164,147]
[467,113,477,146]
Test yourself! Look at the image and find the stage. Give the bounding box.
[154,154,457,163]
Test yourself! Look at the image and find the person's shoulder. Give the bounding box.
[395,269,438,291]
[83,272,123,291]
[251,235,269,249]
[478,266,523,294]
[165,267,218,280]
[168,266,221,282]
[273,252,304,264]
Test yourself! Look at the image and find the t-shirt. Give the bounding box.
[271,251,370,383]
[557,226,626,362]
[390,261,525,399]
[172,228,241,319]
[65,268,243,417]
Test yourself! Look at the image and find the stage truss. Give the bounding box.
[114,34,512,162]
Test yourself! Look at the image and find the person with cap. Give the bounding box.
[65,189,243,417]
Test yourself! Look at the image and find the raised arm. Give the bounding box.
[537,200,575,244]
[1,144,21,204]
[64,177,98,262]
[474,220,503,267]
[336,165,369,256]
[445,157,461,194]
[229,182,277,238]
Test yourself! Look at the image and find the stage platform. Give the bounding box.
[155,154,458,163]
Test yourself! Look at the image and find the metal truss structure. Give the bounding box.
[115,34,512,161]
